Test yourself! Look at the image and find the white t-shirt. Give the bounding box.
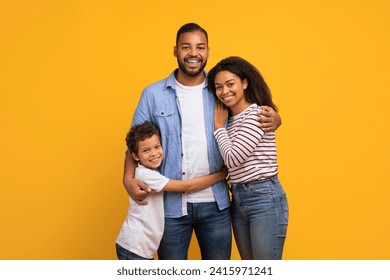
[175,80,215,204]
[116,164,169,259]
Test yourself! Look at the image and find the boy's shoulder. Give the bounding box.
[135,165,169,192]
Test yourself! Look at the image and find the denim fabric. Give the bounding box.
[231,175,288,260]
[131,70,230,217]
[157,202,232,260]
[115,243,153,260]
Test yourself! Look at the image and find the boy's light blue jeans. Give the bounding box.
[231,175,289,260]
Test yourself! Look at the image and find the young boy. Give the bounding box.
[116,121,227,260]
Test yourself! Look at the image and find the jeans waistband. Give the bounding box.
[231,174,279,188]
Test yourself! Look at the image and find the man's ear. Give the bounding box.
[173,46,177,57]
[131,152,139,162]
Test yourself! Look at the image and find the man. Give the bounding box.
[123,23,281,260]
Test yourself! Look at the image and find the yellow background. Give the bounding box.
[1,0,389,259]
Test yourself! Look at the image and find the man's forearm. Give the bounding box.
[123,151,136,183]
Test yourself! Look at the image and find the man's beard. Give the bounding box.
[177,58,207,77]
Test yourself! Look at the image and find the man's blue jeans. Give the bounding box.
[231,175,289,260]
[157,202,232,260]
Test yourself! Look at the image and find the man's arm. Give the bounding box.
[257,105,282,132]
[123,150,151,205]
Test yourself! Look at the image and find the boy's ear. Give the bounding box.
[131,152,139,162]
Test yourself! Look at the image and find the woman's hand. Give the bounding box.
[214,100,229,130]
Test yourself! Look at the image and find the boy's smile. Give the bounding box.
[132,134,164,170]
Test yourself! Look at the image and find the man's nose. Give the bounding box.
[189,47,197,56]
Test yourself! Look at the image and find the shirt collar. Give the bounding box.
[164,69,209,91]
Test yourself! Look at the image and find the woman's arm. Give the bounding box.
[163,166,228,192]
[215,108,265,169]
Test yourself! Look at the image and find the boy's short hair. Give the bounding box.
[126,121,161,154]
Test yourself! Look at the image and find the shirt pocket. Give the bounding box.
[153,108,176,136]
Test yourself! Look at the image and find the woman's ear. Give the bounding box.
[243,79,248,90]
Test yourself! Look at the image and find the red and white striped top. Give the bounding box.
[214,104,278,184]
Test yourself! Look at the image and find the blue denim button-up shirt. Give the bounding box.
[131,70,230,218]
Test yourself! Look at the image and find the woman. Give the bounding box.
[208,56,289,260]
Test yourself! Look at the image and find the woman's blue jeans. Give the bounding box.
[231,175,289,260]
[157,202,232,260]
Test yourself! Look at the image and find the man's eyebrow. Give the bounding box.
[179,42,207,46]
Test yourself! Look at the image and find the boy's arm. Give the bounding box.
[163,166,228,192]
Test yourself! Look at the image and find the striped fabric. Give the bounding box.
[214,104,278,183]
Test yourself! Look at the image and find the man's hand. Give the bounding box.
[257,105,282,132]
[123,175,151,205]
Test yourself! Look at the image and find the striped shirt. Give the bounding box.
[214,104,278,183]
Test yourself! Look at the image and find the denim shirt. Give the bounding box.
[131,70,230,218]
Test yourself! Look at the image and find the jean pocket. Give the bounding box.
[236,183,274,215]
[279,193,289,224]
[246,181,273,196]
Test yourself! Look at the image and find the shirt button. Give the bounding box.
[182,172,186,175]
[161,112,164,115]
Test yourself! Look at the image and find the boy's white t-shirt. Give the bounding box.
[116,164,169,259]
